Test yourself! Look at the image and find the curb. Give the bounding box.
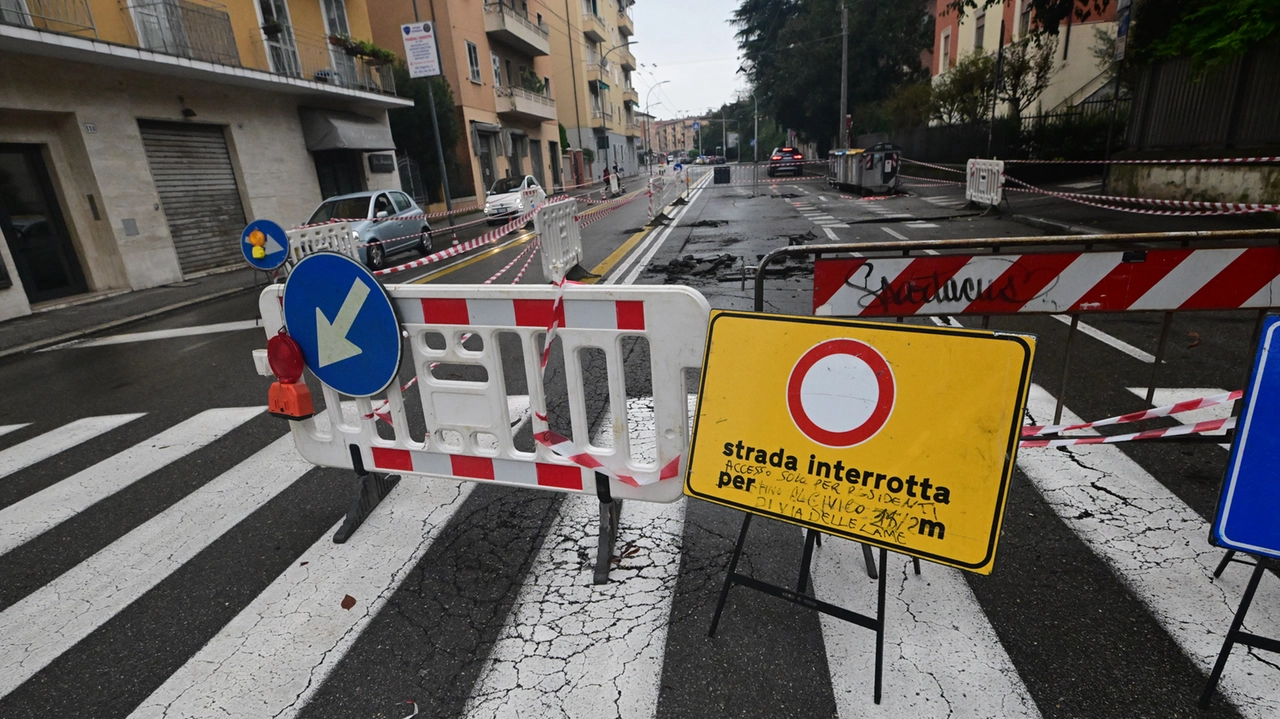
[0,285,255,360]
[1010,213,1106,236]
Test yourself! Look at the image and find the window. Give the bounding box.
[544,76,551,95]
[940,29,951,72]
[536,12,543,25]
[506,59,514,86]
[1020,7,1031,35]
[467,41,481,83]
[974,12,985,51]
[391,192,411,212]
[373,193,393,217]
[492,53,502,86]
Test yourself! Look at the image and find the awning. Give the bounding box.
[590,78,610,90]
[471,121,502,134]
[299,108,395,152]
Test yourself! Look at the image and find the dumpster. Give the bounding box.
[828,148,865,189]
[713,166,731,184]
[828,144,899,193]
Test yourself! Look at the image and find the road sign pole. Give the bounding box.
[425,81,458,244]
[1200,558,1275,707]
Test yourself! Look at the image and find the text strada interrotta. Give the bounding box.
[684,312,1035,574]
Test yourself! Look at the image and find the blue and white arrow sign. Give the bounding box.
[1212,313,1280,559]
[241,219,290,271]
[282,252,401,398]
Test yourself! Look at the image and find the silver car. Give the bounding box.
[305,190,432,270]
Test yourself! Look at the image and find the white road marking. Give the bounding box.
[607,174,712,285]
[1050,315,1156,363]
[906,222,940,228]
[0,434,313,700]
[1061,180,1102,189]
[0,407,262,557]
[0,424,28,439]
[40,320,262,351]
[1020,385,1280,719]
[130,477,474,719]
[819,196,829,201]
[824,227,840,241]
[881,227,908,241]
[814,543,1041,719]
[0,414,143,480]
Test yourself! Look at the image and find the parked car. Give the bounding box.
[767,147,805,177]
[304,190,430,271]
[713,156,727,165]
[484,175,547,225]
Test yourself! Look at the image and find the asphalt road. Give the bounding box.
[0,165,1276,719]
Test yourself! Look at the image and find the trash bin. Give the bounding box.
[714,166,731,184]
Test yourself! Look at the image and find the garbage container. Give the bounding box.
[714,166,731,184]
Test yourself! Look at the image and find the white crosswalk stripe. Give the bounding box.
[0,424,28,439]
[0,407,261,557]
[0,413,144,480]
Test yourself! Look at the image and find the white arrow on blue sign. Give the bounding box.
[241,220,290,271]
[1212,313,1280,559]
[282,252,402,397]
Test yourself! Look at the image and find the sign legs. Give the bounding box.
[707,513,891,704]
[1200,557,1279,707]
[593,471,622,585]
[333,444,400,544]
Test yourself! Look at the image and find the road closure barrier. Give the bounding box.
[965,159,1004,207]
[287,222,358,267]
[534,198,582,282]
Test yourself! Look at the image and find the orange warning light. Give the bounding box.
[266,329,313,419]
[269,381,314,420]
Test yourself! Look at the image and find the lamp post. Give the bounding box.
[644,80,670,175]
[598,41,637,174]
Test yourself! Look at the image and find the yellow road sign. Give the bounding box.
[685,311,1035,574]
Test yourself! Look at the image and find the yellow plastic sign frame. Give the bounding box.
[685,311,1035,574]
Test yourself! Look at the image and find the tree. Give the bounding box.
[946,0,1112,36]
[388,64,465,199]
[882,82,933,130]
[997,36,1057,125]
[1132,0,1280,69]
[931,51,995,124]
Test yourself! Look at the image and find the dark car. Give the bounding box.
[767,147,804,177]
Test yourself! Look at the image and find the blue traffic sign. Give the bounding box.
[1212,313,1280,559]
[282,252,401,398]
[674,163,684,172]
[241,220,290,271]
[692,121,701,130]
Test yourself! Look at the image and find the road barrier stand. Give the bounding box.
[534,198,583,282]
[965,159,1004,208]
[285,222,359,269]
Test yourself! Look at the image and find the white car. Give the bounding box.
[484,175,547,225]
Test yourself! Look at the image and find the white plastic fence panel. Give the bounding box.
[287,222,358,268]
[966,159,1005,206]
[257,284,711,503]
[534,198,582,281]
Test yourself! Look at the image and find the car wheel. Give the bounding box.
[367,243,385,270]
[418,227,433,255]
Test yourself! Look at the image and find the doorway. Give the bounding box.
[477,133,497,190]
[0,144,86,303]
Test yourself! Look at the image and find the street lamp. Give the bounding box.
[598,41,637,173]
[644,79,670,174]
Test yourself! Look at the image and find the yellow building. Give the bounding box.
[547,0,641,179]
[0,0,408,321]
[653,117,695,156]
[369,0,561,200]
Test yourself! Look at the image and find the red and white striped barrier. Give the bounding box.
[372,209,535,277]
[902,158,966,174]
[482,240,539,284]
[1004,176,1280,215]
[1020,417,1235,449]
[1004,156,1279,166]
[1022,390,1242,437]
[898,175,965,187]
[814,246,1280,317]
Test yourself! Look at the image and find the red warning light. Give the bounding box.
[267,330,306,384]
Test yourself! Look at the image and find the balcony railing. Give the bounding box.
[497,85,555,109]
[591,107,613,121]
[483,2,549,40]
[270,27,396,95]
[128,0,240,66]
[0,0,97,37]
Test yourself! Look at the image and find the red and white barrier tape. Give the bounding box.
[534,430,681,488]
[509,240,540,284]
[902,158,966,174]
[899,174,966,187]
[1004,176,1278,217]
[1023,390,1242,437]
[576,191,645,230]
[1004,177,1280,213]
[1020,417,1234,449]
[1005,156,1279,166]
[364,376,420,425]
[372,209,535,276]
[482,240,538,284]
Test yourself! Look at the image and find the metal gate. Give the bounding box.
[138,121,247,275]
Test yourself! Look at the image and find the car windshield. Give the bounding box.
[489,177,524,195]
[307,197,370,224]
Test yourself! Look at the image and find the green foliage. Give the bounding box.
[388,65,467,198]
[1132,0,1280,68]
[945,0,1112,36]
[882,82,933,131]
[997,35,1057,123]
[931,51,994,124]
[519,67,546,94]
[582,147,595,166]
[559,123,571,149]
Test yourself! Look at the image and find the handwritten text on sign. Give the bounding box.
[684,312,1035,574]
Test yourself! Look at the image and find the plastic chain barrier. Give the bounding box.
[1023,390,1243,437]
[1004,176,1280,217]
[256,283,711,503]
[535,197,583,282]
[966,159,1005,206]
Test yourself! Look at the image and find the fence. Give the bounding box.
[0,0,96,36]
[127,0,240,66]
[1127,43,1280,151]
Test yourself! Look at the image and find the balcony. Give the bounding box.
[582,11,606,42]
[0,0,97,37]
[495,86,557,123]
[619,48,635,71]
[127,0,240,66]
[622,85,638,106]
[617,4,633,37]
[591,107,613,123]
[586,63,609,89]
[483,2,550,57]
[270,28,396,96]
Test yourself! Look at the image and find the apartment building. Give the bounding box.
[933,0,1118,112]
[652,117,695,156]
[369,0,560,200]
[547,0,641,178]
[0,0,407,323]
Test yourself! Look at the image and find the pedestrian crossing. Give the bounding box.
[922,194,967,209]
[0,379,1273,717]
[791,201,850,229]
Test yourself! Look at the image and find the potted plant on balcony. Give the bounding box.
[329,33,355,53]
[364,45,397,66]
[262,18,284,40]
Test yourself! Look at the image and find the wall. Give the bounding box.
[0,230,30,320]
[1111,164,1280,205]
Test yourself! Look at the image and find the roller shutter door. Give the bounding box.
[138,121,247,275]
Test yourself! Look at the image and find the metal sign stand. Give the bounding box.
[333,444,400,544]
[1200,556,1278,707]
[593,472,622,584]
[708,517,907,703]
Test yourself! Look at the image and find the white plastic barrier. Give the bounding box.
[966,158,1005,206]
[534,198,583,281]
[256,283,710,504]
[287,222,358,268]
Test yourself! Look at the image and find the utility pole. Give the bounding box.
[753,92,759,196]
[987,19,1006,159]
[415,0,456,242]
[839,2,848,148]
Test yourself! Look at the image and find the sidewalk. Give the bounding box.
[0,267,259,359]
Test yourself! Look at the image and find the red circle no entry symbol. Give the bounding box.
[787,339,895,447]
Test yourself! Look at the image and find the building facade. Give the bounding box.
[369,0,561,200]
[0,0,407,322]
[652,117,696,157]
[547,0,641,179]
[932,0,1118,113]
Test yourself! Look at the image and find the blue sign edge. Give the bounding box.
[1210,313,1280,559]
[241,219,290,271]
[281,251,403,398]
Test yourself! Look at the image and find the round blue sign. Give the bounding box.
[241,219,290,271]
[283,252,402,398]
[674,163,684,172]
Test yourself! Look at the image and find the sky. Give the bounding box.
[630,0,746,121]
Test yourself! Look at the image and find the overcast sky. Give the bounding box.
[631,0,745,121]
